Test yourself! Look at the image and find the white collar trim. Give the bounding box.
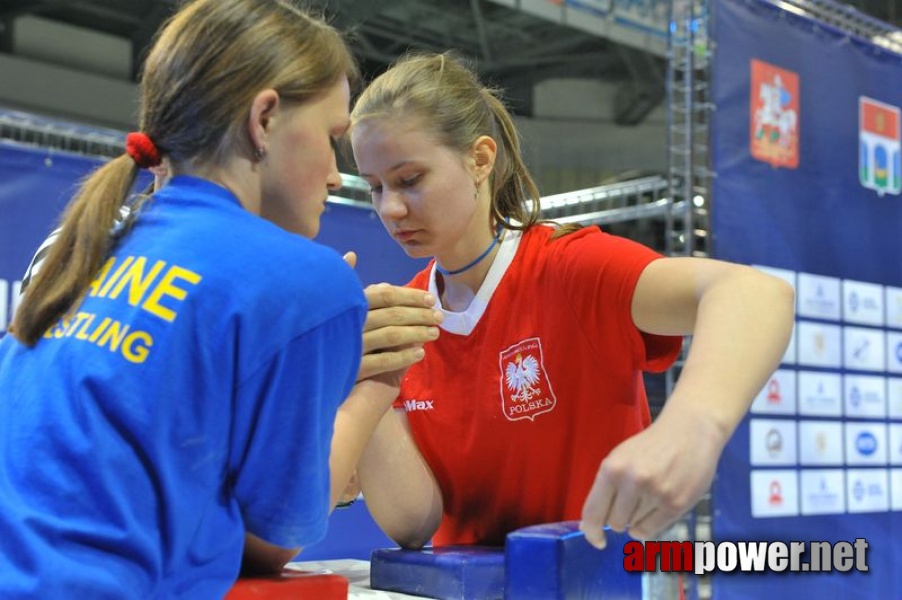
[428,228,523,336]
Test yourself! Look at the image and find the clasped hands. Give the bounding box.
[342,252,443,386]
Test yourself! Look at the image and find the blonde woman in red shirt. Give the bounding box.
[348,51,794,550]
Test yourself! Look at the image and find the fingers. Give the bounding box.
[363,324,440,356]
[365,307,443,335]
[579,469,616,549]
[362,283,442,354]
[626,497,659,535]
[580,469,687,550]
[343,251,358,269]
[355,283,443,382]
[580,417,720,550]
[365,283,435,312]
[579,458,670,549]
[357,345,427,382]
[605,480,640,534]
[629,503,680,541]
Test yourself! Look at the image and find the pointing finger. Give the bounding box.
[580,470,616,549]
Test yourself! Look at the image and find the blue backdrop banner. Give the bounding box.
[710,0,902,597]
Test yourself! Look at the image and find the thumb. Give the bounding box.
[342,251,357,269]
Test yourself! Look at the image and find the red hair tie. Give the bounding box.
[125,132,162,168]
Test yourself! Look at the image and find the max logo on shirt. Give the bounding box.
[403,399,434,412]
[499,337,557,422]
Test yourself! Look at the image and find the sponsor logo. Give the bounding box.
[797,274,840,320]
[751,470,798,517]
[843,280,885,326]
[847,469,889,512]
[752,370,796,415]
[850,476,885,504]
[498,337,557,422]
[766,428,783,457]
[886,333,902,373]
[892,293,902,327]
[852,478,865,502]
[859,96,901,196]
[403,399,434,412]
[800,471,845,515]
[855,432,877,456]
[750,59,799,168]
[814,332,825,356]
[769,480,783,506]
[800,421,843,466]
[798,323,842,368]
[850,386,862,408]
[766,379,782,404]
[852,339,870,360]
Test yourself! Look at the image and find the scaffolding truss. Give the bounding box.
[0,109,125,160]
[538,175,673,228]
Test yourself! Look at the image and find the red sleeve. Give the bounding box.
[548,227,681,372]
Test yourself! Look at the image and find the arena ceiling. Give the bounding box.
[0,0,679,124]
[0,0,899,123]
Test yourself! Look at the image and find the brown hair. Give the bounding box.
[351,51,550,234]
[13,0,358,345]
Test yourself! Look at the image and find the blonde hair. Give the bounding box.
[13,0,358,345]
[350,51,543,234]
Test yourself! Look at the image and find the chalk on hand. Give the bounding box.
[370,546,505,600]
[224,569,349,600]
[505,521,640,600]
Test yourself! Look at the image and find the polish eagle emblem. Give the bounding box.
[504,353,541,402]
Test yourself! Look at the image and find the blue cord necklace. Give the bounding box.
[435,224,504,277]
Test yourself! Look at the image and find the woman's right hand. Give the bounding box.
[357,282,442,385]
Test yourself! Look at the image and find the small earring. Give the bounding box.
[255,146,267,161]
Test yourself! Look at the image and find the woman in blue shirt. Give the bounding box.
[0,0,442,597]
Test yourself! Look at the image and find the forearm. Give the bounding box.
[329,379,398,509]
[662,268,795,439]
[356,409,443,548]
[328,282,443,542]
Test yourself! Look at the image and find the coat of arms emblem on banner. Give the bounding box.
[859,96,901,196]
[750,59,799,169]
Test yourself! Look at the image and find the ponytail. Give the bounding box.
[481,92,541,232]
[12,156,139,345]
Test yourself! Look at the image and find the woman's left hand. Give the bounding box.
[579,258,794,548]
[578,406,727,549]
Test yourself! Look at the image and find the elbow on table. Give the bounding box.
[395,534,433,550]
[381,508,441,550]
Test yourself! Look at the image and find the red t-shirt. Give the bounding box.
[396,225,681,546]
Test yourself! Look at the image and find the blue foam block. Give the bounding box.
[504,521,641,600]
[370,546,506,600]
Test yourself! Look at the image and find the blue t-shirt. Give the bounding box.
[0,176,366,598]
